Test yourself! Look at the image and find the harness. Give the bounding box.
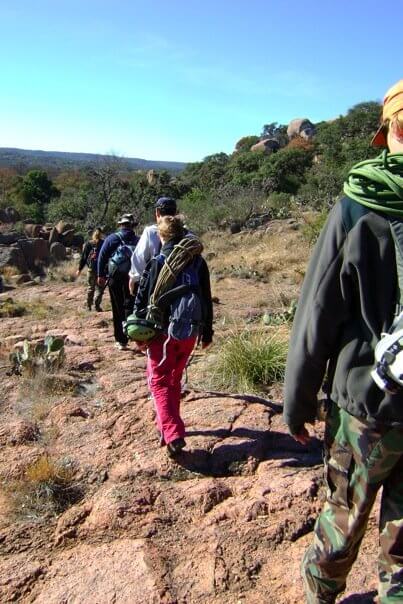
[371,219,403,393]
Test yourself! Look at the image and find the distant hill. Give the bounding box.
[0,147,187,173]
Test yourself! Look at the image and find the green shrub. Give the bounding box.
[207,329,288,393]
[266,192,293,219]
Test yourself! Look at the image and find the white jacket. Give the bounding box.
[129,224,161,282]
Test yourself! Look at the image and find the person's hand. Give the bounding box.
[97,276,107,288]
[129,278,138,296]
[135,341,147,353]
[201,341,211,350]
[290,424,311,445]
[75,269,81,277]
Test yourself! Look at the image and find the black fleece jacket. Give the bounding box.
[78,240,104,272]
[284,196,403,431]
[134,238,214,344]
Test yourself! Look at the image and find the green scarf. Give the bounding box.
[343,151,403,216]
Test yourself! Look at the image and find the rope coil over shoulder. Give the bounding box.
[147,237,203,326]
[343,151,403,216]
[124,236,203,343]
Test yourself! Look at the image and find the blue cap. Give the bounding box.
[155,196,177,211]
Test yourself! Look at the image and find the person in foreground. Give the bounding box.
[283,79,403,604]
[97,214,139,350]
[134,215,213,457]
[76,227,105,311]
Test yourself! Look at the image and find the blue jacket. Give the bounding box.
[97,228,139,277]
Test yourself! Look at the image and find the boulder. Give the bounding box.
[60,228,75,247]
[24,223,43,238]
[71,234,84,249]
[50,241,67,262]
[146,169,156,185]
[18,238,50,270]
[9,273,32,285]
[0,207,21,223]
[250,138,280,154]
[55,221,74,235]
[48,227,60,247]
[0,232,25,245]
[229,221,242,234]
[287,118,316,140]
[0,246,28,273]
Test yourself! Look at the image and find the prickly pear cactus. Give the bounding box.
[10,336,65,376]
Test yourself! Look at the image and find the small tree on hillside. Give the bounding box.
[261,122,288,147]
[13,170,60,222]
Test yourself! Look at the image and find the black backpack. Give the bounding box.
[87,242,99,270]
[108,232,136,276]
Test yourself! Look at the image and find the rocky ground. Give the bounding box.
[0,224,379,603]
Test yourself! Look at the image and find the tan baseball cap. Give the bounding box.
[372,79,403,147]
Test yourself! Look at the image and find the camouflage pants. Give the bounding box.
[303,403,403,604]
[86,269,103,310]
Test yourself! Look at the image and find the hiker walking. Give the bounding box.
[283,79,403,604]
[129,196,178,297]
[97,214,139,350]
[76,227,105,311]
[134,215,213,457]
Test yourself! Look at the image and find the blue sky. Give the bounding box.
[0,0,401,162]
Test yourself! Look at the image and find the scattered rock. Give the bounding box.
[50,241,67,263]
[0,419,39,446]
[65,333,85,346]
[0,246,28,273]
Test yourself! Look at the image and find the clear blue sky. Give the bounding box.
[0,0,401,162]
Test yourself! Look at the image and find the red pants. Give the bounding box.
[147,335,196,445]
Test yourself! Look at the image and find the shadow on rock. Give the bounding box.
[339,591,377,604]
[174,429,323,477]
[185,390,283,414]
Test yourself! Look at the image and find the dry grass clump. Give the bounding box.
[204,227,310,283]
[16,370,77,421]
[47,258,80,283]
[5,455,83,521]
[0,297,27,317]
[0,265,21,281]
[26,301,52,320]
[0,298,58,320]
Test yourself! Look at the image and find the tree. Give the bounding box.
[234,135,260,153]
[181,153,230,192]
[259,147,314,194]
[227,150,266,186]
[13,170,60,222]
[261,122,288,147]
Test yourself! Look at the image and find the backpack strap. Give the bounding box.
[116,231,125,245]
[389,219,403,316]
[156,283,197,309]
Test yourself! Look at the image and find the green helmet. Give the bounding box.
[124,314,159,342]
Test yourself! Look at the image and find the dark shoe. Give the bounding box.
[95,306,103,312]
[167,438,186,457]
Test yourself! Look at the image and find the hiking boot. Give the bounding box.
[115,342,128,350]
[167,438,186,457]
[95,305,103,312]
